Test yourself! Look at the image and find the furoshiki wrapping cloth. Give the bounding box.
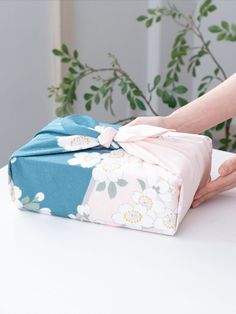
[8,114,212,235]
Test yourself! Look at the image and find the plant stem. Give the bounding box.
[169,9,230,140]
[188,16,230,140]
[85,65,158,116]
[189,16,227,80]
[115,116,137,125]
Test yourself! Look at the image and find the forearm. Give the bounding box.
[165,73,236,134]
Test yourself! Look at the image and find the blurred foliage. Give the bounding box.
[49,0,236,151]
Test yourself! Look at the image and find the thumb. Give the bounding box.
[218,156,236,176]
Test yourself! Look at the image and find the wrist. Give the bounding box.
[162,114,173,130]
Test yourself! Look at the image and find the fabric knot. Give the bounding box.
[97,127,118,148]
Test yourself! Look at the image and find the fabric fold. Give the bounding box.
[8,114,212,235]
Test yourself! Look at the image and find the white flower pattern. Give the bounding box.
[101,149,128,161]
[39,207,52,215]
[92,158,125,183]
[68,204,91,222]
[154,212,177,231]
[34,192,45,202]
[132,188,165,214]
[148,174,177,202]
[112,203,154,230]
[57,135,98,151]
[9,181,52,215]
[68,152,102,167]
[10,157,17,164]
[9,181,23,209]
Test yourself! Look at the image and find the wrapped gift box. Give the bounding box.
[8,114,212,235]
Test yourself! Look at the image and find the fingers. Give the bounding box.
[194,177,226,200]
[192,170,236,208]
[192,190,216,208]
[218,156,236,176]
[195,170,236,199]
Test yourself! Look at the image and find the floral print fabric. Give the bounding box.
[8,114,212,236]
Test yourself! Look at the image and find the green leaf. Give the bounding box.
[24,202,40,211]
[108,182,117,199]
[146,18,153,28]
[69,67,77,74]
[153,186,160,194]
[198,83,206,91]
[162,90,171,104]
[135,98,146,110]
[203,0,212,7]
[173,85,188,94]
[137,179,146,190]
[231,23,236,33]
[202,75,212,81]
[85,100,92,111]
[155,16,161,22]
[52,49,63,56]
[208,25,222,33]
[62,44,69,55]
[121,83,128,95]
[133,89,142,96]
[177,97,188,106]
[129,98,136,110]
[174,72,179,81]
[214,68,219,76]
[216,122,225,131]
[167,60,176,68]
[178,56,185,65]
[84,93,93,100]
[227,33,236,41]
[156,88,163,97]
[137,15,148,22]
[127,92,136,110]
[208,4,217,12]
[198,91,205,97]
[168,95,177,108]
[163,78,172,88]
[96,181,106,191]
[220,138,232,144]
[91,85,99,91]
[204,130,213,139]
[61,57,71,63]
[117,179,128,187]
[73,50,79,59]
[217,33,226,41]
[218,146,227,151]
[22,196,30,205]
[94,94,100,104]
[221,20,229,30]
[147,8,156,15]
[232,140,236,151]
[153,75,161,87]
[176,64,181,72]
[105,96,112,111]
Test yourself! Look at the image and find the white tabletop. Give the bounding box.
[0,149,236,314]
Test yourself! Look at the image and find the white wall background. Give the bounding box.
[61,0,149,121]
[0,0,55,166]
[61,0,236,116]
[1,0,236,166]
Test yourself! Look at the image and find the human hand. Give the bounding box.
[125,116,168,128]
[192,155,236,208]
